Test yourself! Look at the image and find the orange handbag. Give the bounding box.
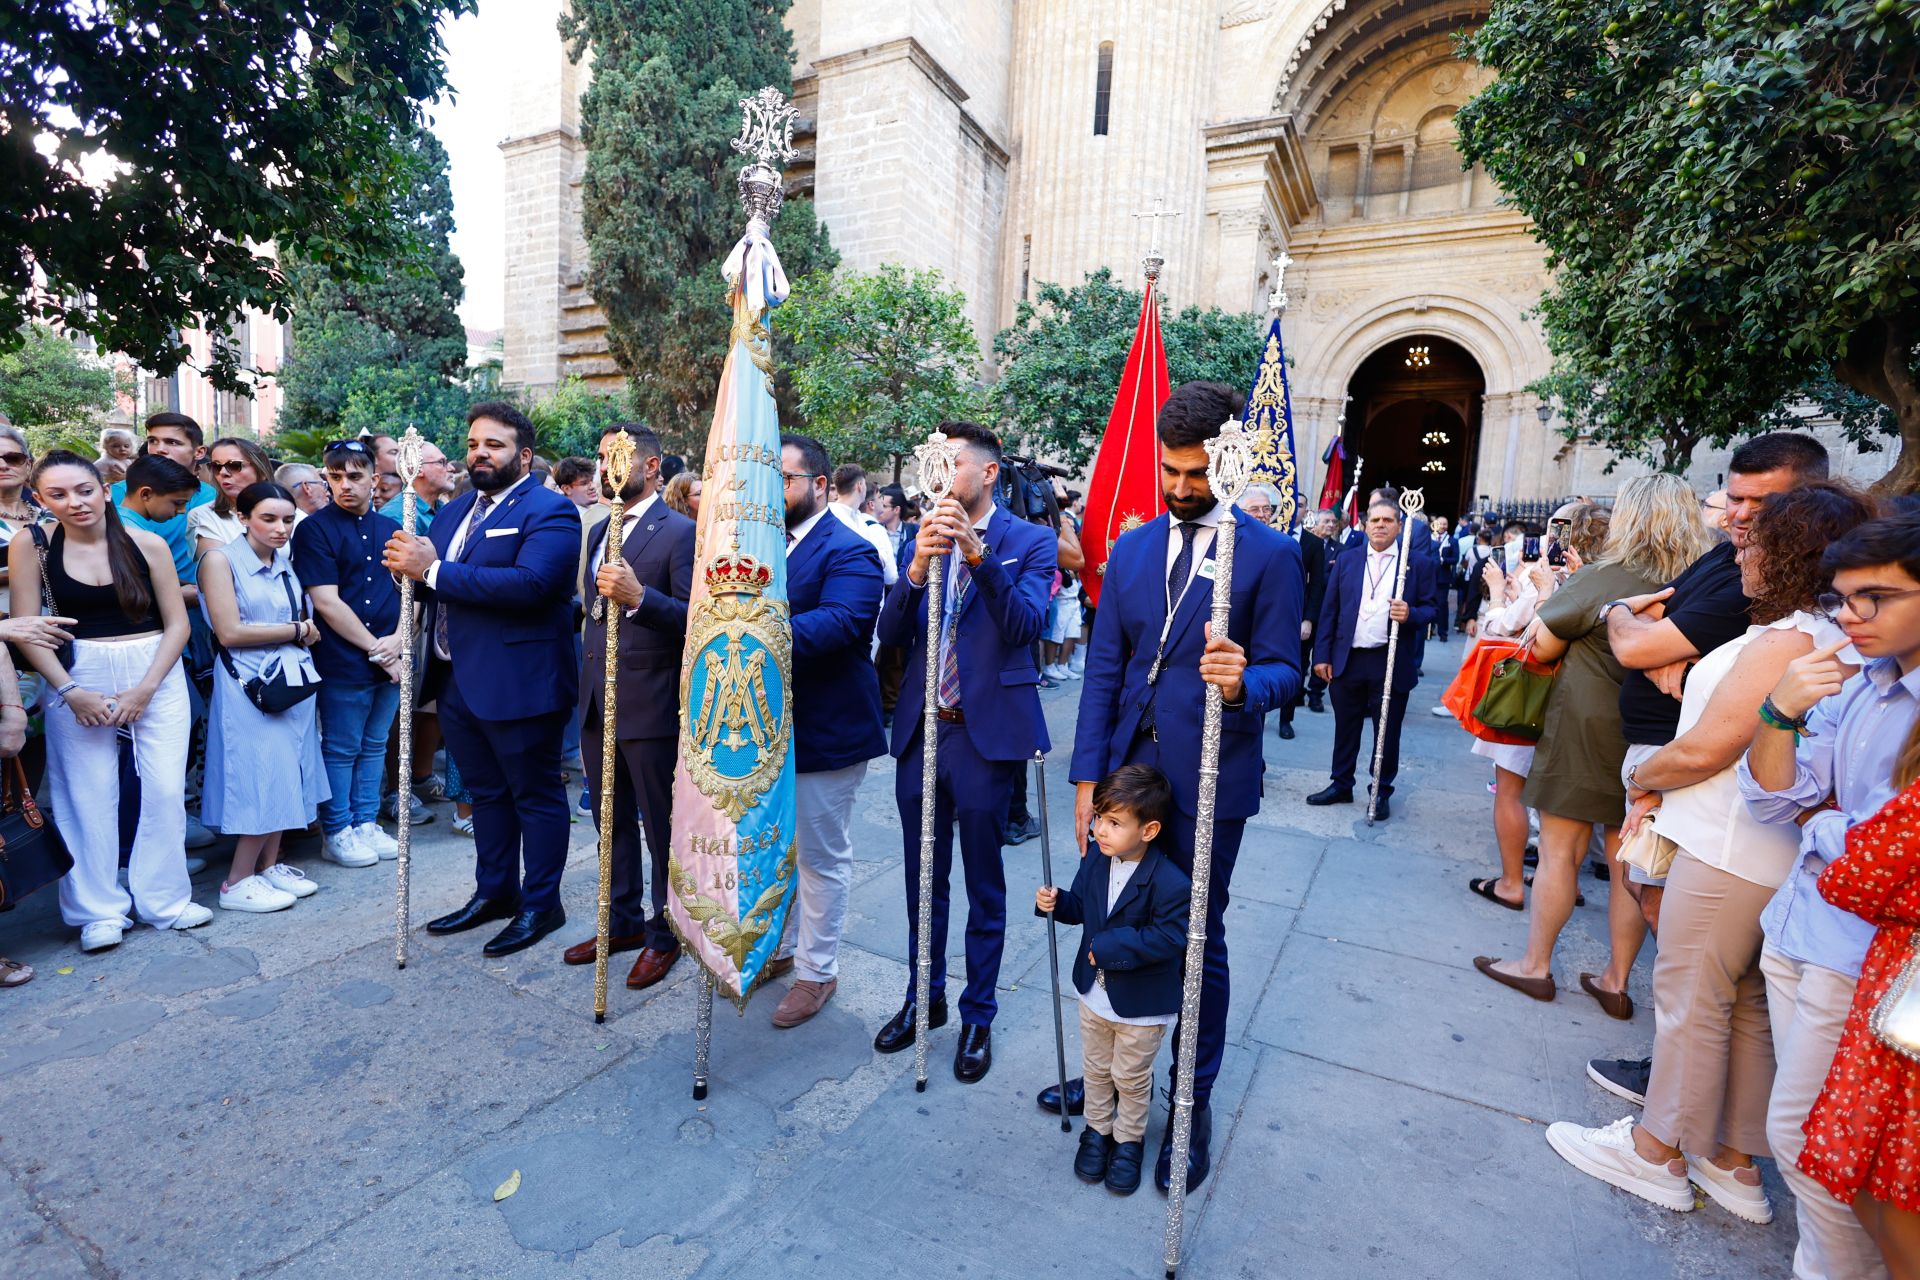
[1442,637,1538,746]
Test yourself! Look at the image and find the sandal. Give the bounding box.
[1469,877,1525,912]
[0,957,34,987]
[1580,973,1634,1020]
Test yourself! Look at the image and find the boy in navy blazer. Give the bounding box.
[1036,765,1190,1196]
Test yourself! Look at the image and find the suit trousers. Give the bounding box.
[1759,946,1887,1280]
[581,722,677,947]
[1328,645,1414,796]
[776,760,868,981]
[440,677,570,914]
[1281,635,1318,722]
[895,720,1017,1026]
[1640,851,1776,1157]
[1080,1001,1167,1144]
[1122,731,1245,1108]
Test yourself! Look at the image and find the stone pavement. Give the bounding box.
[4,632,1802,1279]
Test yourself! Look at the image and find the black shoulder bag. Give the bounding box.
[0,756,71,909]
[219,570,320,714]
[29,524,76,671]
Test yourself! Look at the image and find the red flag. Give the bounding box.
[1082,281,1170,606]
[1316,437,1346,515]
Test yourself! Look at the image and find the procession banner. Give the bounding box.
[1242,315,1306,533]
[1081,271,1170,605]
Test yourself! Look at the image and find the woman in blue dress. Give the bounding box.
[200,482,330,913]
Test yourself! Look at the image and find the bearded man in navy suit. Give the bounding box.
[1040,380,1305,1195]
[383,402,582,958]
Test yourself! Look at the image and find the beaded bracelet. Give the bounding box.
[1759,696,1815,737]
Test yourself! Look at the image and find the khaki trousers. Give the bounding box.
[1642,851,1776,1156]
[1080,1001,1166,1144]
[1760,945,1888,1280]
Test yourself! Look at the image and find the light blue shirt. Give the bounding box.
[1737,657,1920,978]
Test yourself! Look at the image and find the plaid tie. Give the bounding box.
[435,493,493,657]
[936,553,972,710]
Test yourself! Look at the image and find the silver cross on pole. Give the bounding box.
[1267,251,1294,314]
[1132,198,1184,285]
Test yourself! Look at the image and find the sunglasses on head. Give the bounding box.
[324,439,372,456]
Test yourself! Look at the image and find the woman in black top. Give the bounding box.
[9,451,200,954]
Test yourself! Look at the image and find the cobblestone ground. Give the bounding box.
[4,633,1798,1278]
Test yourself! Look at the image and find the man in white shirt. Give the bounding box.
[829,463,900,585]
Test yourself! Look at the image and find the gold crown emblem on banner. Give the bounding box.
[706,553,773,594]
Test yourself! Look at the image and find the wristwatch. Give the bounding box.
[1598,599,1631,623]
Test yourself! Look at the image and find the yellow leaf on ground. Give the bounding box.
[493,1170,521,1201]
[54,966,74,975]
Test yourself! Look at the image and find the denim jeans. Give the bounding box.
[317,678,402,834]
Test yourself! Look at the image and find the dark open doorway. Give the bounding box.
[1342,335,1485,521]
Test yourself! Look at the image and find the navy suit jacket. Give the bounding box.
[788,511,887,773]
[1070,510,1304,822]
[582,500,695,741]
[877,504,1054,762]
[1038,844,1191,1020]
[424,478,582,722]
[1313,539,1443,680]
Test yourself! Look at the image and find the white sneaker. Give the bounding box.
[80,921,124,952]
[171,902,214,929]
[452,814,475,837]
[219,875,297,913]
[1057,664,1081,680]
[261,864,319,899]
[1687,1155,1774,1224]
[1546,1117,1694,1212]
[322,828,378,868]
[355,822,400,860]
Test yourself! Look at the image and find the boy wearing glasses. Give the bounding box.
[1739,513,1920,1276]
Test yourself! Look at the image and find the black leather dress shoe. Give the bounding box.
[426,894,520,935]
[1074,1128,1112,1182]
[1371,792,1393,821]
[1276,720,1296,740]
[1038,1077,1086,1116]
[953,1023,992,1083]
[1306,692,1325,713]
[1154,1103,1212,1194]
[1106,1140,1145,1195]
[873,998,947,1054]
[1306,784,1353,806]
[482,906,567,957]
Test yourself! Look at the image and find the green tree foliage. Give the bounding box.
[563,0,838,442]
[3,0,474,390]
[276,128,470,442]
[1456,0,1919,484]
[0,325,119,443]
[525,377,629,463]
[778,266,982,472]
[992,269,1267,469]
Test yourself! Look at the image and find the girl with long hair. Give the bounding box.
[1477,473,1716,1007]
[189,436,275,560]
[10,451,201,952]
[199,482,329,912]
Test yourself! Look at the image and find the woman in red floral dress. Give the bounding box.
[1806,766,1920,1275]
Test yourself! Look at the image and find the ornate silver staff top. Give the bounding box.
[1204,416,1256,512]
[1267,251,1293,315]
[732,86,797,229]
[395,425,425,493]
[913,429,960,504]
[1399,487,1426,521]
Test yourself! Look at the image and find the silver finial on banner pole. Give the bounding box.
[909,427,961,1096]
[1367,488,1425,826]
[1161,416,1253,1278]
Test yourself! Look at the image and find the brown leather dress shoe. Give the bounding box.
[1474,955,1556,1002]
[771,978,837,1028]
[761,955,795,981]
[562,934,649,966]
[626,946,680,990]
[1580,973,1635,1020]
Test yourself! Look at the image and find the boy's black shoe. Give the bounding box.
[1105,1141,1144,1194]
[1074,1128,1113,1183]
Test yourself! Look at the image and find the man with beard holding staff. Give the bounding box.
[556,422,696,989]
[1041,381,1305,1193]
[872,420,1056,1083]
[383,402,582,957]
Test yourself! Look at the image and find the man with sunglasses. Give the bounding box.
[380,439,455,533]
[1738,513,1920,1277]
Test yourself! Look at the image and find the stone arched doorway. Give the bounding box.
[1342,335,1485,520]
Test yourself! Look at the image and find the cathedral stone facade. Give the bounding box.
[499,1,1879,515]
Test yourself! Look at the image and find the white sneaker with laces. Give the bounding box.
[1687,1155,1774,1224]
[80,921,124,952]
[171,902,214,929]
[355,822,400,860]
[322,828,378,868]
[1058,664,1081,680]
[219,875,297,913]
[1546,1117,1694,1212]
[262,864,319,899]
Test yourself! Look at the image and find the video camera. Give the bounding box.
[996,452,1071,532]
